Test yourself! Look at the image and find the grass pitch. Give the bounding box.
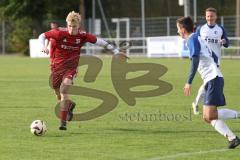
[0,56,240,160]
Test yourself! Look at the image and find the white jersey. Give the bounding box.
[187,33,223,84]
[196,23,229,64]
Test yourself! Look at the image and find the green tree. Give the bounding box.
[0,0,80,55]
[1,0,47,54]
[8,18,33,54]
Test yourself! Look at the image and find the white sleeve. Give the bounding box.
[95,37,119,54]
[38,33,47,50]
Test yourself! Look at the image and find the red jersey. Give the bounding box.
[48,28,68,60]
[44,29,97,69]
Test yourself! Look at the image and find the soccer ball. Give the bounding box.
[30,120,47,136]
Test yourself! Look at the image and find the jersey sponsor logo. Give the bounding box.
[205,38,219,44]
[61,44,79,50]
[76,39,81,44]
[79,31,86,34]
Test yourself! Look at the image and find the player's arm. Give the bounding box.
[184,55,199,96]
[95,37,129,58]
[85,33,128,58]
[95,38,119,54]
[220,26,229,48]
[38,30,59,54]
[184,35,200,96]
[187,56,199,84]
[39,33,49,54]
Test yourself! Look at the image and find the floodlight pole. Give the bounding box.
[92,0,95,34]
[193,0,197,22]
[88,0,96,54]
[236,0,240,37]
[236,0,240,55]
[2,21,5,55]
[141,0,146,54]
[184,0,191,17]
[80,0,85,29]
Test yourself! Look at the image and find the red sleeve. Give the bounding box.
[44,29,61,40]
[85,33,97,44]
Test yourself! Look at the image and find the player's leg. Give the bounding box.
[203,77,240,149]
[59,78,76,130]
[51,69,75,130]
[52,72,67,129]
[216,108,240,149]
[51,71,62,101]
[59,78,72,130]
[203,106,240,149]
[192,84,205,115]
[54,89,61,101]
[62,71,77,122]
[217,108,240,120]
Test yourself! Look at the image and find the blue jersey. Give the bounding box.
[196,24,229,64]
[186,33,223,84]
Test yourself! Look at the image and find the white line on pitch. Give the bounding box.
[147,148,229,160]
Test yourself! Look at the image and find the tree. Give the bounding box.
[1,0,47,54]
[0,0,79,55]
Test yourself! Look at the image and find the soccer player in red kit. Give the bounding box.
[39,11,126,130]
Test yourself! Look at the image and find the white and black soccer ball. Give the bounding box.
[30,120,47,136]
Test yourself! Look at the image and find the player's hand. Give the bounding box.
[41,47,49,55]
[183,83,191,96]
[116,52,129,59]
[220,39,226,45]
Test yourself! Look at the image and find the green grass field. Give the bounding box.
[0,56,240,160]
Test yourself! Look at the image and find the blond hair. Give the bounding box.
[66,11,81,25]
[205,7,217,14]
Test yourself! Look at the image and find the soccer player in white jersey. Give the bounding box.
[176,16,240,149]
[192,8,229,115]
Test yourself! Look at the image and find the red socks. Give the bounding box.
[59,100,74,121]
[60,100,70,121]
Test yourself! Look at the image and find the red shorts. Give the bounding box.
[50,67,78,90]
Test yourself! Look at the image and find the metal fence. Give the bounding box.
[95,16,239,38]
[1,16,240,56]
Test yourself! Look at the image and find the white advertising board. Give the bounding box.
[147,36,189,58]
[29,39,49,58]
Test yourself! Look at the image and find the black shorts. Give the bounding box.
[203,76,226,107]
